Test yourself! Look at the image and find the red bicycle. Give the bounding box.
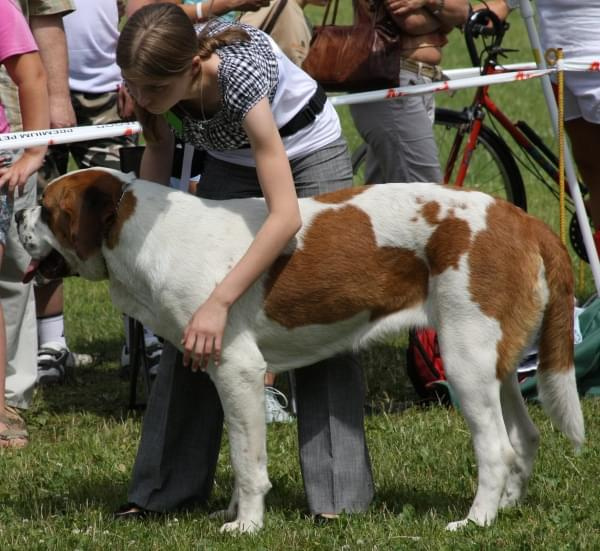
[352,8,589,258]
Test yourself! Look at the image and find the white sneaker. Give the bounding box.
[37,342,94,385]
[264,386,293,424]
[121,339,163,378]
[144,340,163,377]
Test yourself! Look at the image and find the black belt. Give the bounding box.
[234,85,328,149]
[278,85,327,138]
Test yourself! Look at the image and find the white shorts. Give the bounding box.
[563,71,600,123]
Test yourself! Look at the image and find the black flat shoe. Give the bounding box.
[313,513,340,525]
[113,502,160,521]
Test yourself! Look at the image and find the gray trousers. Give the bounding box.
[349,72,442,184]
[0,159,38,409]
[128,138,374,514]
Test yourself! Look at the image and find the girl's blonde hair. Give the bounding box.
[116,3,250,142]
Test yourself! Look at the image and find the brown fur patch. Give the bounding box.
[313,185,370,204]
[43,169,135,258]
[419,200,472,275]
[421,200,441,224]
[426,217,472,276]
[469,200,573,379]
[264,205,429,328]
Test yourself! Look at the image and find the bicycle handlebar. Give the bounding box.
[464,8,509,69]
[470,23,498,38]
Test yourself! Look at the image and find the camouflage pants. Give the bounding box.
[38,90,138,191]
[0,150,15,246]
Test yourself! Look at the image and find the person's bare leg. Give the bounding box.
[35,279,75,385]
[35,279,64,318]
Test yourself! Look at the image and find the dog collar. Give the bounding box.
[115,181,131,214]
[102,181,132,243]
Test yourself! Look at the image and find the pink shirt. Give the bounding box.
[0,1,39,134]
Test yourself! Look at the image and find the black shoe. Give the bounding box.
[313,513,340,525]
[113,502,161,521]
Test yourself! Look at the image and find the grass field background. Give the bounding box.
[2,6,600,550]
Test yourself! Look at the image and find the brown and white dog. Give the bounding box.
[16,167,584,533]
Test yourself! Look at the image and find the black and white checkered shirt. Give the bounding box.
[172,20,279,151]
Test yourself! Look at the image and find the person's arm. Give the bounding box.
[386,0,469,34]
[200,0,271,17]
[29,14,76,130]
[126,0,181,18]
[473,0,513,20]
[126,0,270,20]
[0,52,49,195]
[181,97,302,368]
[139,115,175,185]
[388,5,441,35]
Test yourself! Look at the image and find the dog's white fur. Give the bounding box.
[16,168,584,533]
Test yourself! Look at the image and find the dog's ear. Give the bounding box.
[68,185,118,260]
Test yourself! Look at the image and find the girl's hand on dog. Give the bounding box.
[182,296,228,370]
[0,147,46,198]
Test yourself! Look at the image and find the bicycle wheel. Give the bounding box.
[351,107,527,210]
[435,107,527,210]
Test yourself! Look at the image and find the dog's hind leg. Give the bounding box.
[498,371,539,509]
[440,328,516,531]
[210,344,272,534]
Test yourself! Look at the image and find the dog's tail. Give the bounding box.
[536,229,585,452]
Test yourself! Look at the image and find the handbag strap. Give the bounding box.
[320,0,389,29]
[354,0,380,25]
[322,0,339,26]
[261,0,289,35]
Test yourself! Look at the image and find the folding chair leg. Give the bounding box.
[287,370,297,416]
[128,318,152,409]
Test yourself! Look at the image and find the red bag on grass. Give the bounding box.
[406,328,539,405]
[405,328,450,404]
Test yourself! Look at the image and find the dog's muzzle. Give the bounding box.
[15,208,74,284]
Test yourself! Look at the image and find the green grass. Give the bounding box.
[3,9,600,550]
[3,306,600,549]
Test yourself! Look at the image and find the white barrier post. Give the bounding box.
[518,0,600,295]
[0,121,142,151]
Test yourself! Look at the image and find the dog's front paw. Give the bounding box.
[445,518,472,531]
[446,514,491,531]
[219,519,262,534]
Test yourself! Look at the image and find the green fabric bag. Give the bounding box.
[520,296,600,400]
[430,297,600,407]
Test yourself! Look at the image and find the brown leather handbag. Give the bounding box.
[238,0,313,66]
[301,0,403,93]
